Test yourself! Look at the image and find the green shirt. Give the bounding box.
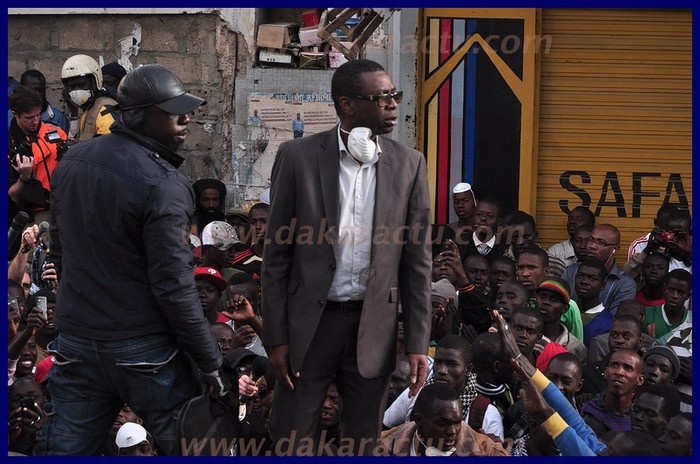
[645,304,691,340]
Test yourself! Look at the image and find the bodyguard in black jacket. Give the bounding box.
[36,65,225,456]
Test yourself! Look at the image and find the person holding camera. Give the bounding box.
[8,86,67,227]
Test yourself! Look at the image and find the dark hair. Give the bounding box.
[228,272,257,287]
[491,255,516,274]
[636,384,681,419]
[572,206,596,226]
[547,351,582,373]
[645,252,670,267]
[477,196,502,217]
[9,85,43,115]
[666,208,691,233]
[616,299,645,318]
[611,315,642,336]
[578,257,607,280]
[413,383,460,418]
[519,245,549,267]
[665,268,692,289]
[472,332,507,365]
[574,223,595,236]
[436,334,472,364]
[656,203,680,228]
[510,305,544,332]
[249,202,269,215]
[498,280,530,302]
[20,69,46,85]
[464,253,489,268]
[210,322,234,333]
[331,59,385,113]
[506,210,536,230]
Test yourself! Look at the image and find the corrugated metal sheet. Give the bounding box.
[535,9,692,251]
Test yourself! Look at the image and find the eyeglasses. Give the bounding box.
[586,237,619,247]
[347,90,403,107]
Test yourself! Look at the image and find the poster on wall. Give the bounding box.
[236,92,338,204]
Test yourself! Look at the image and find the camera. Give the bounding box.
[19,397,35,410]
[8,140,33,166]
[653,229,677,244]
[659,230,677,243]
[36,296,48,318]
[45,130,62,143]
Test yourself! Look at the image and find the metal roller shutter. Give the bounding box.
[535,9,691,251]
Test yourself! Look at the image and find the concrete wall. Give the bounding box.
[8,8,419,209]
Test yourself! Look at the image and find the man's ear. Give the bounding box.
[337,96,354,117]
[544,266,551,279]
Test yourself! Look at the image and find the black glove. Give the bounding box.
[201,368,233,398]
[643,229,663,254]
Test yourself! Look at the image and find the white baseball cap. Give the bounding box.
[115,422,149,450]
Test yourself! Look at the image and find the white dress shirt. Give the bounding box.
[472,231,496,256]
[327,126,381,301]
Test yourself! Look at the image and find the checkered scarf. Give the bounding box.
[426,371,479,420]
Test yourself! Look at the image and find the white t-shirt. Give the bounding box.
[383,386,504,440]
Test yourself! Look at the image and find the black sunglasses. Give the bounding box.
[347,90,403,107]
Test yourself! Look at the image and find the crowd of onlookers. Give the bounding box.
[7,55,692,456]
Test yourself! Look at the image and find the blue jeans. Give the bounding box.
[33,332,201,455]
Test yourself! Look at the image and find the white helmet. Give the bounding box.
[61,54,103,89]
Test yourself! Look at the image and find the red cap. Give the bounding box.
[34,356,55,384]
[536,342,568,373]
[194,266,227,292]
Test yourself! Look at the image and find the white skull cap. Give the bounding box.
[453,182,472,194]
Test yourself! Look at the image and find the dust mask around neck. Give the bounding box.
[415,431,456,457]
[69,89,93,108]
[343,126,378,165]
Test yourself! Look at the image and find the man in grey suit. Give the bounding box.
[262,59,432,456]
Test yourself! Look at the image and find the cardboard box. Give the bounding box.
[258,47,295,66]
[299,27,323,48]
[301,9,322,27]
[329,51,348,69]
[299,52,328,69]
[257,23,299,49]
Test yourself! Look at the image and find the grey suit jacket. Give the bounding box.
[261,126,432,378]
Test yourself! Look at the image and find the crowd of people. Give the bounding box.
[7,56,692,456]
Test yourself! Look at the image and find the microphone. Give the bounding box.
[239,356,271,405]
[7,211,30,259]
[238,356,270,421]
[20,221,50,254]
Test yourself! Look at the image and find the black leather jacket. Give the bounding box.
[50,123,222,372]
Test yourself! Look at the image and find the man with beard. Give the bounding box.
[579,315,643,398]
[580,349,644,436]
[192,178,227,238]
